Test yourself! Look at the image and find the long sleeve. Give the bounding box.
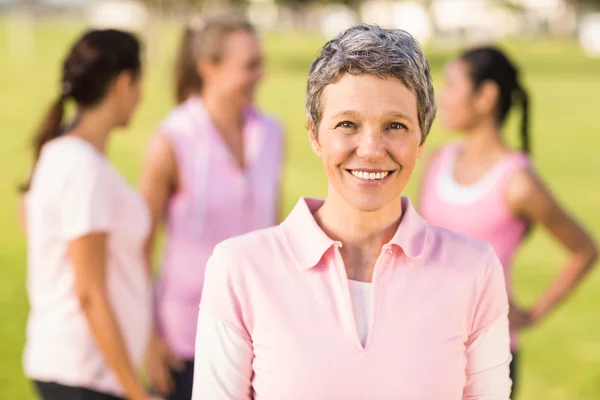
[463,315,512,399]
[191,246,254,399]
[463,247,512,400]
[192,311,254,400]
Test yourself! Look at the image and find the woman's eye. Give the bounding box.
[388,122,407,130]
[336,121,356,129]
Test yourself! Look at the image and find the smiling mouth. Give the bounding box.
[348,169,394,181]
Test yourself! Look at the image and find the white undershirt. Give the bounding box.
[348,279,372,346]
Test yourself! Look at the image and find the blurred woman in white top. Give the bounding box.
[22,29,160,400]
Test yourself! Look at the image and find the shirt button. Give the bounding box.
[385,246,394,255]
[334,241,343,249]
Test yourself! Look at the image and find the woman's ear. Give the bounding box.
[196,58,214,83]
[474,80,500,117]
[307,119,322,158]
[113,70,134,101]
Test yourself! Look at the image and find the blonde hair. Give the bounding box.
[174,11,255,104]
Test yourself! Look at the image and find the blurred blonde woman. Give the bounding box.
[140,12,285,400]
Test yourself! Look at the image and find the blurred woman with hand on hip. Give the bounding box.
[22,30,160,400]
[140,11,284,400]
[418,46,598,397]
[191,24,512,399]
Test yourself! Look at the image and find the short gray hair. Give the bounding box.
[306,24,436,143]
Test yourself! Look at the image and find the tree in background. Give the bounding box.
[569,0,600,9]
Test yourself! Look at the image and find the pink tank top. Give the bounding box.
[154,97,284,358]
[420,143,530,349]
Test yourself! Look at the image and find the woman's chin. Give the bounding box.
[343,194,397,214]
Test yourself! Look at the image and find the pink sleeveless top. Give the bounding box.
[154,96,284,358]
[420,143,530,349]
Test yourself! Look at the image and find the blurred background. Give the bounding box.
[1,0,599,399]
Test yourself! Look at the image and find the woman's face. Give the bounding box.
[309,73,424,213]
[439,60,480,132]
[114,70,142,127]
[202,29,264,107]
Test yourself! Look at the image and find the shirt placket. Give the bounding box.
[331,241,396,352]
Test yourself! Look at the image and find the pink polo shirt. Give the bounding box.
[193,197,512,399]
[154,96,284,359]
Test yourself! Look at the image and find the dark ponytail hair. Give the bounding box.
[174,11,255,104]
[459,46,531,154]
[21,29,141,192]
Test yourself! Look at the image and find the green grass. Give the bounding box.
[1,20,600,399]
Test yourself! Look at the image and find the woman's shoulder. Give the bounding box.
[426,223,500,274]
[249,107,284,136]
[201,225,292,298]
[427,225,510,335]
[31,137,114,198]
[428,223,491,252]
[264,113,283,132]
[40,136,105,171]
[157,100,199,137]
[209,225,286,270]
[505,150,531,170]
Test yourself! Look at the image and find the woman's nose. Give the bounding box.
[355,128,386,161]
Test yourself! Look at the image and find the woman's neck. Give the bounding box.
[201,92,246,136]
[315,187,402,257]
[68,108,114,154]
[462,119,508,160]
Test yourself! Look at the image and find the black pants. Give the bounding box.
[510,351,519,399]
[165,359,195,400]
[33,381,124,400]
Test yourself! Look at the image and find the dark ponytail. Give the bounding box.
[20,29,141,193]
[516,86,530,154]
[34,96,66,160]
[19,90,69,193]
[460,46,531,155]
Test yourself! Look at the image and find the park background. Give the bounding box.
[1,0,599,398]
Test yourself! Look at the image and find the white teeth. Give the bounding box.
[350,170,389,180]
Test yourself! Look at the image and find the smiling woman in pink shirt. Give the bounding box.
[22,30,157,400]
[139,12,284,400]
[191,24,512,399]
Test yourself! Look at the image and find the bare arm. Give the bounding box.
[274,180,283,225]
[139,133,183,395]
[139,133,178,274]
[18,195,27,234]
[69,233,150,400]
[507,169,598,325]
[275,131,287,224]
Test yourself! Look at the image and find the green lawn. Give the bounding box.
[1,20,599,399]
